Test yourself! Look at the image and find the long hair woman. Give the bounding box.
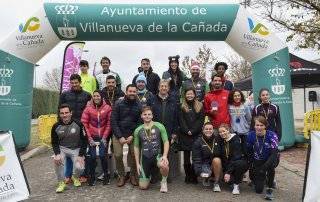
[179,87,205,184]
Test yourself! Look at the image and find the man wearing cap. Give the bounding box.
[181,60,209,102]
[133,58,160,95]
[213,62,233,91]
[162,55,187,103]
[79,60,97,95]
[135,73,155,107]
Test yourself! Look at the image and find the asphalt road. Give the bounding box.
[22,150,304,202]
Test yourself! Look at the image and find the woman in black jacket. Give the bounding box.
[179,88,205,184]
[192,122,222,189]
[218,124,248,195]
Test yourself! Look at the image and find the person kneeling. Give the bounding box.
[218,124,248,195]
[192,122,222,192]
[247,116,279,200]
[51,104,87,193]
[134,106,170,193]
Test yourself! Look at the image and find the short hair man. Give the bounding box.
[213,62,234,91]
[51,104,87,193]
[95,57,122,90]
[134,106,169,192]
[101,75,125,107]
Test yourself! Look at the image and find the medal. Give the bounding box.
[142,97,146,102]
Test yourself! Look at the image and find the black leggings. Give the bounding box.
[226,160,248,184]
[184,151,191,165]
[250,159,278,193]
[88,140,109,179]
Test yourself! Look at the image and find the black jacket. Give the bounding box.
[111,97,142,139]
[101,87,125,107]
[51,119,87,156]
[251,102,282,140]
[178,103,205,151]
[132,67,160,95]
[137,90,155,107]
[219,134,247,174]
[59,89,91,121]
[150,94,179,139]
[192,135,221,176]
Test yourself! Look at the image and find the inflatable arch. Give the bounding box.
[0,2,294,148]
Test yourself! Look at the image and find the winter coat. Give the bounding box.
[81,100,112,140]
[219,134,247,174]
[150,95,179,139]
[101,87,125,107]
[132,67,160,95]
[181,78,208,102]
[95,70,122,90]
[204,89,230,128]
[59,89,92,121]
[162,70,187,102]
[137,90,155,107]
[192,135,221,176]
[178,103,205,151]
[111,97,142,139]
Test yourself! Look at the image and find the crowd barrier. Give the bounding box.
[38,114,58,146]
[303,109,320,139]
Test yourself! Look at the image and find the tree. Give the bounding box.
[42,68,61,91]
[181,44,217,79]
[246,0,320,50]
[225,53,252,82]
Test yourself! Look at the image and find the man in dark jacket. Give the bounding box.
[111,84,142,187]
[101,75,125,107]
[150,80,179,182]
[51,104,87,193]
[132,58,160,95]
[59,74,91,121]
[135,73,155,107]
[58,74,91,182]
[213,62,234,91]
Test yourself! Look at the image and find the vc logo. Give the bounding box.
[0,144,5,167]
[247,18,269,36]
[19,17,40,33]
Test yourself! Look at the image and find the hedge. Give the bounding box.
[32,88,59,118]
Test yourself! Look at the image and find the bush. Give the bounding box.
[32,88,59,118]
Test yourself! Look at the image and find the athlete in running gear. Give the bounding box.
[133,106,169,192]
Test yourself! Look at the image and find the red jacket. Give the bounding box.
[81,100,112,140]
[204,89,230,128]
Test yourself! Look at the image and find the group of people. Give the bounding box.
[51,55,282,200]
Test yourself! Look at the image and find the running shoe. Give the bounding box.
[72,176,81,187]
[265,188,274,200]
[213,183,221,192]
[56,181,66,193]
[232,184,240,195]
[160,181,168,193]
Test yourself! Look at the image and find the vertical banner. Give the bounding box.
[252,48,295,147]
[304,131,320,202]
[0,50,34,149]
[0,131,30,201]
[60,41,85,93]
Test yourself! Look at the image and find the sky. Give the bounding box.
[0,0,319,88]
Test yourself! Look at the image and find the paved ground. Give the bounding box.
[22,148,306,202]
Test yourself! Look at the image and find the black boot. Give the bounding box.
[190,166,198,184]
[184,164,191,184]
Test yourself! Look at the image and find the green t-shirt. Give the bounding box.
[134,122,168,158]
[80,73,97,95]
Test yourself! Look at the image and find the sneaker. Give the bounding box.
[79,176,87,183]
[130,175,138,186]
[88,177,95,186]
[160,181,168,193]
[213,183,221,192]
[64,177,72,184]
[117,177,125,187]
[97,173,104,181]
[56,181,66,193]
[265,188,274,200]
[232,184,240,195]
[72,176,81,187]
[202,178,211,187]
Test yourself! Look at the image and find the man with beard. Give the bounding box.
[135,73,155,107]
[96,57,122,90]
[132,58,160,95]
[101,75,125,107]
[204,73,230,134]
[181,60,209,102]
[111,84,142,187]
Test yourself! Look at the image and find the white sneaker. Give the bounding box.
[97,173,104,181]
[213,183,221,192]
[160,181,168,193]
[232,184,240,195]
